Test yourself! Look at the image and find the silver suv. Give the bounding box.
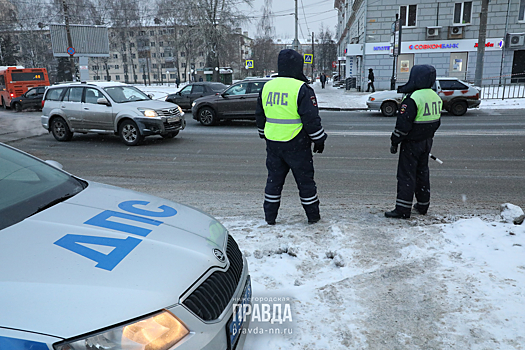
[41,82,185,146]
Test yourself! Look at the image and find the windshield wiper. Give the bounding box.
[29,192,78,217]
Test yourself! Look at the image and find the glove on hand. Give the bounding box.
[313,142,325,154]
[259,134,266,140]
[390,144,398,154]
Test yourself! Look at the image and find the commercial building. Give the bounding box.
[335,0,525,90]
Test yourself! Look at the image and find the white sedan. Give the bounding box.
[0,143,251,350]
[367,77,481,117]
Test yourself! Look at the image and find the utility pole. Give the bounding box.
[474,0,490,87]
[312,32,314,80]
[62,0,76,81]
[293,0,299,51]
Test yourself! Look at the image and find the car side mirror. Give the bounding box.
[177,91,182,95]
[97,97,110,106]
[147,94,153,99]
[45,160,63,170]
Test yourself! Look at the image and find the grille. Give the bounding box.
[157,108,182,117]
[182,235,244,321]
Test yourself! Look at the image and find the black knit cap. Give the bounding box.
[277,49,309,83]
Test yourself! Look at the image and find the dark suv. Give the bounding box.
[166,82,228,110]
[11,86,46,112]
[191,78,270,126]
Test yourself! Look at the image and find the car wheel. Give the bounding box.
[198,107,217,126]
[161,131,179,139]
[381,101,397,117]
[119,119,143,146]
[450,100,468,116]
[51,117,73,142]
[13,103,22,112]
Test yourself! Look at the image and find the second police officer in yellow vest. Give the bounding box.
[386,64,442,219]
[255,49,327,225]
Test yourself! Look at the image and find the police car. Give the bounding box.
[0,143,251,350]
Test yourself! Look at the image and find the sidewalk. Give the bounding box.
[311,80,370,111]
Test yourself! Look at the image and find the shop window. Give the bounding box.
[454,2,472,24]
[400,5,417,27]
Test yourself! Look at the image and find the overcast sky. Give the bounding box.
[240,0,338,40]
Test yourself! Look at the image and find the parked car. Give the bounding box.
[367,77,481,117]
[11,86,46,112]
[0,142,251,350]
[41,82,185,146]
[192,78,270,126]
[166,82,228,110]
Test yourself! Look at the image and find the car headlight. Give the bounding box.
[54,310,189,350]
[191,101,196,108]
[138,108,158,118]
[178,106,184,115]
[369,97,375,101]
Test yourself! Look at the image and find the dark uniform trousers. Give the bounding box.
[396,138,433,214]
[264,132,320,222]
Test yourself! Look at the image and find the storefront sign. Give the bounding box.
[359,38,504,56]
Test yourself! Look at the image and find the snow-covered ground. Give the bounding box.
[220,204,525,349]
[134,80,525,111]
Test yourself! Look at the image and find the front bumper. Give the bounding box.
[41,115,50,130]
[135,115,186,136]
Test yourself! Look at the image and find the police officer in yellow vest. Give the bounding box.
[255,49,327,225]
[386,64,441,219]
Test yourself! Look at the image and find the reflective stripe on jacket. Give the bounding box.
[262,77,304,141]
[410,89,442,123]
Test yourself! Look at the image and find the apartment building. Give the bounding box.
[335,0,525,90]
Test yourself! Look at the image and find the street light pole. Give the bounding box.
[62,0,76,81]
[293,0,299,51]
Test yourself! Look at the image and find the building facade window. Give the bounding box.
[132,53,136,58]
[151,42,155,46]
[116,75,120,80]
[152,64,158,68]
[115,65,119,70]
[520,0,525,21]
[152,53,156,58]
[130,43,135,47]
[162,74,166,79]
[400,5,417,27]
[454,2,472,24]
[170,74,177,79]
[200,62,204,67]
[150,31,155,36]
[181,63,186,68]
[160,52,165,57]
[113,54,118,59]
[159,42,164,47]
[181,52,185,57]
[154,74,158,79]
[92,65,99,70]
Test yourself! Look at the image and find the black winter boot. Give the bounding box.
[384,209,410,219]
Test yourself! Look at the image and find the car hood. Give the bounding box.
[369,90,403,100]
[0,181,228,339]
[122,99,180,109]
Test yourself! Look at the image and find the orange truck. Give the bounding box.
[0,66,50,109]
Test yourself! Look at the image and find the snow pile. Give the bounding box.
[500,203,525,225]
[220,210,525,349]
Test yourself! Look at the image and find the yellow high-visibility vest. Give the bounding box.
[262,77,304,141]
[410,89,442,123]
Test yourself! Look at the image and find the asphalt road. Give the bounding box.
[4,108,525,217]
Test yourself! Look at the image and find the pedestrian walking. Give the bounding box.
[175,77,180,88]
[255,49,328,225]
[320,73,327,89]
[366,68,375,92]
[385,65,442,219]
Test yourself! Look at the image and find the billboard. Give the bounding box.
[50,24,109,57]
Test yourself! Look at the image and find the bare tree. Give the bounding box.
[250,0,279,77]
[316,25,337,74]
